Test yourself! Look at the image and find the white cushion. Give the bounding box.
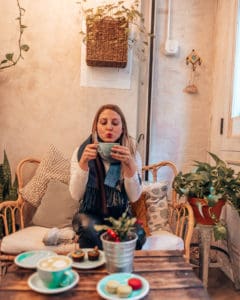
[1,226,77,254]
[31,180,78,228]
[142,230,184,251]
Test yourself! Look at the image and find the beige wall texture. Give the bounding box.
[146,0,216,171]
[0,0,140,173]
[0,0,238,175]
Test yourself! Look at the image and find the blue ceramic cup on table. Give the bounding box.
[37,255,74,289]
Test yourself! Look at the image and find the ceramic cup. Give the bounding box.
[37,255,74,289]
[98,142,119,162]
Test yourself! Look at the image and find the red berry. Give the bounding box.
[107,229,114,236]
[128,278,142,290]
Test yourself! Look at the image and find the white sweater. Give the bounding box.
[69,147,142,204]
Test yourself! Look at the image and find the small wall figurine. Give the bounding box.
[183,49,202,94]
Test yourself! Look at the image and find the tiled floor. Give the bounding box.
[208,268,240,300]
[199,268,240,300]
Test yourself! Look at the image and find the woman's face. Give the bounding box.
[97,109,123,142]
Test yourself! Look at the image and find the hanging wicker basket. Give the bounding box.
[86,16,128,68]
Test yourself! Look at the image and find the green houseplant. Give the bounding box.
[0,150,18,238]
[172,152,240,240]
[94,211,139,273]
[94,210,137,242]
[78,0,151,67]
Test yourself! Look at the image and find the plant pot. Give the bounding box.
[188,197,226,225]
[100,232,137,273]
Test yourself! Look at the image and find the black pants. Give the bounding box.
[72,213,146,250]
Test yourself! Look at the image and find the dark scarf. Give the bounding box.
[77,135,129,219]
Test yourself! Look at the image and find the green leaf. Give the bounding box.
[5,53,14,61]
[21,44,30,51]
[213,223,227,241]
[208,152,226,167]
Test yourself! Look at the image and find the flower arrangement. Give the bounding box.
[94,211,137,242]
[172,152,240,240]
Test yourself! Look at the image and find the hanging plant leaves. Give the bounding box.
[6,53,14,61]
[0,0,29,70]
[21,44,30,51]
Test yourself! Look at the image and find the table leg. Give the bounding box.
[227,238,240,290]
[198,225,213,288]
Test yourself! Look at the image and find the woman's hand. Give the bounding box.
[79,143,98,171]
[111,145,137,178]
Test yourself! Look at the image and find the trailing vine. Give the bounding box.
[0,0,29,70]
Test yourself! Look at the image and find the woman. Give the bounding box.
[69,104,145,249]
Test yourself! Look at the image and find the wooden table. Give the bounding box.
[0,250,210,300]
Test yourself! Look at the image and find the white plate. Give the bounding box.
[14,250,56,269]
[67,248,105,269]
[97,273,150,300]
[28,270,79,294]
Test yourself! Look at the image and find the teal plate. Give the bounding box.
[97,273,150,300]
[28,270,79,294]
[15,250,56,269]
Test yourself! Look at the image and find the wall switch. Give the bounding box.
[164,39,179,56]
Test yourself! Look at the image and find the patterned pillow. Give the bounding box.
[143,181,170,233]
[20,145,70,207]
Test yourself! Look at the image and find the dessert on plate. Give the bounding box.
[117,284,132,298]
[70,248,85,262]
[87,246,100,261]
[128,278,142,290]
[105,280,120,294]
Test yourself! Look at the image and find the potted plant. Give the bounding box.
[77,0,151,67]
[0,150,18,238]
[172,152,240,240]
[94,211,139,273]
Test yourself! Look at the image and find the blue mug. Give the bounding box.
[98,142,119,162]
[37,255,74,289]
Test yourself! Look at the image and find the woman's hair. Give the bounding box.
[91,104,136,155]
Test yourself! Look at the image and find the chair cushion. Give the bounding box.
[31,180,79,228]
[143,181,170,233]
[19,145,70,207]
[1,226,77,254]
[142,230,184,251]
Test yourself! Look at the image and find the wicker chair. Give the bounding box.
[0,157,78,276]
[137,161,194,262]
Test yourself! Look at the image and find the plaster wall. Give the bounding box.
[0,0,139,172]
[146,0,216,172]
[0,0,238,174]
